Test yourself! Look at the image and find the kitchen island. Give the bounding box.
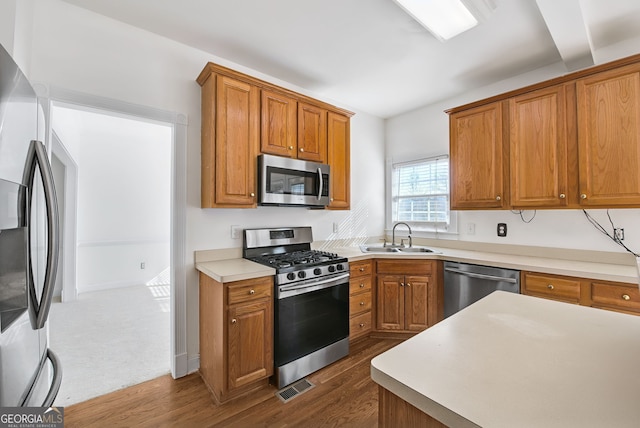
[371,291,640,427]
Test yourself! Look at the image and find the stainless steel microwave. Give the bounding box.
[258,154,330,208]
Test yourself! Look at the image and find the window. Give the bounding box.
[391,156,450,227]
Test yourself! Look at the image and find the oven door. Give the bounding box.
[275,273,349,367]
[258,154,329,207]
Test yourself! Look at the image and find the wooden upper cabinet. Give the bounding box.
[327,112,350,210]
[260,90,297,157]
[297,102,327,163]
[201,74,259,208]
[576,63,640,206]
[509,85,570,208]
[450,101,506,209]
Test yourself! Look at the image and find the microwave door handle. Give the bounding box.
[317,167,323,200]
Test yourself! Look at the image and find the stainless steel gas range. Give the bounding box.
[243,227,349,389]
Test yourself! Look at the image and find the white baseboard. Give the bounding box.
[78,280,142,294]
[187,355,200,375]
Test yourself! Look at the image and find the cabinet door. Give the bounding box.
[215,75,259,206]
[298,102,327,162]
[327,112,350,209]
[450,102,506,209]
[227,299,273,389]
[404,276,430,331]
[261,90,297,157]
[576,63,640,206]
[510,85,569,207]
[376,275,404,330]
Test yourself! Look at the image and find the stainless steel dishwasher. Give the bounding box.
[444,261,520,318]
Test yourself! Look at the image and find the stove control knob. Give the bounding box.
[336,264,344,271]
[328,265,336,273]
[287,273,296,281]
[314,268,322,276]
[297,271,306,279]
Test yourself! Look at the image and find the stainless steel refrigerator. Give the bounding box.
[0,43,62,407]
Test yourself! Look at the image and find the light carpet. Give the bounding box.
[49,283,170,407]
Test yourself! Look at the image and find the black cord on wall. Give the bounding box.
[582,209,640,257]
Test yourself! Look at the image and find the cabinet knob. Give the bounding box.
[580,194,587,199]
[330,198,334,202]
[559,193,566,199]
[288,146,294,150]
[400,282,405,287]
[496,195,501,201]
[250,192,255,197]
[407,283,411,287]
[547,284,554,290]
[360,301,365,306]
[299,148,305,152]
[359,283,365,288]
[359,267,365,272]
[359,323,365,328]
[622,294,631,301]
[249,289,255,295]
[231,319,237,324]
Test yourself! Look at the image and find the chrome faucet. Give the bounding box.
[391,222,412,248]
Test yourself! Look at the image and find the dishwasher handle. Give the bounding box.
[444,266,518,284]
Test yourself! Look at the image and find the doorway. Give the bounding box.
[48,104,173,405]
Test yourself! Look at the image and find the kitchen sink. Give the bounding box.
[359,245,438,254]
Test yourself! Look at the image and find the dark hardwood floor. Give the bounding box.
[64,337,402,427]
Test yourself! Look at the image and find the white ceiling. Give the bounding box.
[59,0,640,118]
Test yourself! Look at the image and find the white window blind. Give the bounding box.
[392,156,449,224]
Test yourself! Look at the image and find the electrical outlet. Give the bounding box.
[231,225,242,239]
[615,228,624,241]
[497,223,507,237]
[333,222,339,233]
[466,223,476,235]
[140,262,146,269]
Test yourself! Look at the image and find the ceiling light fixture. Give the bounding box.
[393,0,496,42]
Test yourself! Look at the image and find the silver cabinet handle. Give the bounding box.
[231,318,237,324]
[23,140,59,330]
[300,148,305,152]
[559,193,566,199]
[249,289,255,295]
[288,146,294,150]
[496,195,501,201]
[580,194,587,199]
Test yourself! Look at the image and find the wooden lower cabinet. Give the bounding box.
[522,271,640,315]
[375,260,441,333]
[199,273,273,403]
[379,386,447,428]
[349,260,373,340]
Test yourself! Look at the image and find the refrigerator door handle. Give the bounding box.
[23,140,59,329]
[42,349,62,407]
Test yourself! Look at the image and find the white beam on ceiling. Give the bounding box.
[535,0,594,71]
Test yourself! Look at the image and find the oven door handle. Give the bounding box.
[279,273,350,299]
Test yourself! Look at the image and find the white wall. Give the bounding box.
[22,0,385,359]
[386,43,640,256]
[52,106,172,292]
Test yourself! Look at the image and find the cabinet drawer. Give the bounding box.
[523,273,580,303]
[350,311,372,339]
[591,282,640,312]
[350,290,372,315]
[376,260,432,275]
[227,277,273,305]
[350,276,372,295]
[350,260,372,277]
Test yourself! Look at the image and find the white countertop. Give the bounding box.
[195,258,275,283]
[371,291,640,428]
[195,244,639,284]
